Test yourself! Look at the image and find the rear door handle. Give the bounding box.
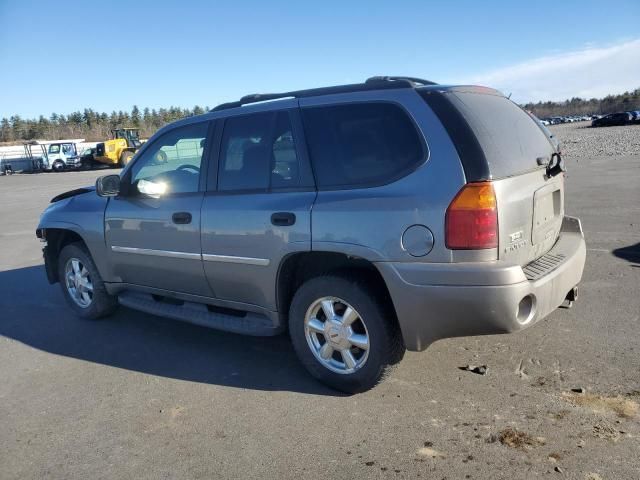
[271,212,296,226]
[172,212,192,224]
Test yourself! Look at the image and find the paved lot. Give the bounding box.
[1,155,639,479]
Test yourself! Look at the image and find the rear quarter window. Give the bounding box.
[446,92,554,178]
[301,102,426,189]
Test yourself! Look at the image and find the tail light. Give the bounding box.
[445,182,498,249]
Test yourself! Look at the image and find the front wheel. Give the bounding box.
[52,161,65,172]
[58,243,118,319]
[289,275,405,393]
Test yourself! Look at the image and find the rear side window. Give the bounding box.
[218,111,304,191]
[445,92,554,178]
[301,102,425,188]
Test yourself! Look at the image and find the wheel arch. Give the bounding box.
[276,251,398,326]
[39,227,89,284]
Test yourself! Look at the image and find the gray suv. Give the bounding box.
[36,77,586,392]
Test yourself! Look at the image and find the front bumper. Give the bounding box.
[65,157,83,169]
[376,216,586,351]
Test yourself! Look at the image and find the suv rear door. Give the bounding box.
[200,104,316,311]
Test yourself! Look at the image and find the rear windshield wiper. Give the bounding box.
[537,153,565,178]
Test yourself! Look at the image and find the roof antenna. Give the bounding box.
[507,92,512,99]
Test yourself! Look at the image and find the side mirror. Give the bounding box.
[96,174,121,197]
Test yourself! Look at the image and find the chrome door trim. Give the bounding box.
[111,246,270,266]
[202,253,270,266]
[111,246,201,260]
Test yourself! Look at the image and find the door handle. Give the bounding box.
[271,212,296,226]
[172,212,192,224]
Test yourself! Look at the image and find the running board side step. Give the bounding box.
[118,292,283,336]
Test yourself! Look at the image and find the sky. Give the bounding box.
[1,0,639,118]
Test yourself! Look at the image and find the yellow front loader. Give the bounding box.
[94,128,142,167]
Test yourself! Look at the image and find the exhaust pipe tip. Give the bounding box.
[560,286,579,309]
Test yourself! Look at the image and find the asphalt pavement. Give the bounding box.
[0,155,638,479]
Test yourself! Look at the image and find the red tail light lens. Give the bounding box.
[445,182,498,249]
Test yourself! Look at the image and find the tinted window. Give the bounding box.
[301,103,425,188]
[218,111,301,191]
[131,122,208,194]
[445,92,554,178]
[271,113,300,188]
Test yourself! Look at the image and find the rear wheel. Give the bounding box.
[58,243,118,319]
[119,150,134,167]
[289,275,404,393]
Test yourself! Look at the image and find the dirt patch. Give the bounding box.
[490,427,545,450]
[547,452,563,462]
[592,421,622,441]
[563,392,639,418]
[585,473,604,480]
[416,447,446,458]
[548,409,571,420]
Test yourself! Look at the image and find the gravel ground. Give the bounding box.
[0,136,639,479]
[549,122,640,158]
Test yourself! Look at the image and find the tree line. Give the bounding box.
[2,88,640,143]
[523,88,640,118]
[0,105,210,144]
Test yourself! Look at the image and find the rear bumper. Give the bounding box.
[376,216,586,351]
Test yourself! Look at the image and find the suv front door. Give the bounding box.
[105,120,213,296]
[201,106,316,312]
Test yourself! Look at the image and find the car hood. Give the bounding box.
[51,186,95,203]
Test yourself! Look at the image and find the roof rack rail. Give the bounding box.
[210,76,438,112]
[365,76,437,86]
[212,93,296,112]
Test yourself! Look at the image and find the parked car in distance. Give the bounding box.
[592,112,633,127]
[79,147,97,169]
[36,77,586,392]
[22,140,83,172]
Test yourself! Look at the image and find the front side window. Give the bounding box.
[218,111,301,191]
[301,102,425,188]
[130,122,208,194]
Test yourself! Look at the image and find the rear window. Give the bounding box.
[445,92,554,178]
[301,102,425,188]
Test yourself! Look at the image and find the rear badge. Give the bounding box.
[506,230,527,253]
[509,230,523,242]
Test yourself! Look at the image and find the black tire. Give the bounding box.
[289,275,405,393]
[52,161,65,172]
[57,242,118,320]
[119,151,134,167]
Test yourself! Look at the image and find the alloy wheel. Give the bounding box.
[304,297,370,374]
[64,258,94,308]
